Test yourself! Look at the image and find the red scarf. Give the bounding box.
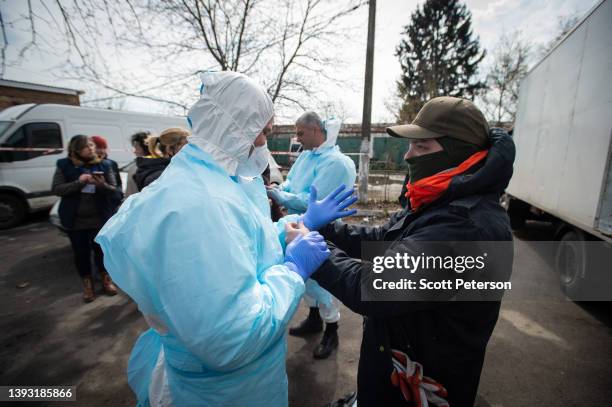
[406,150,488,211]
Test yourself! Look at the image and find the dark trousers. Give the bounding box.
[66,229,106,278]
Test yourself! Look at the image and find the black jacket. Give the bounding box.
[53,158,119,230]
[108,158,122,190]
[313,129,515,407]
[133,157,170,191]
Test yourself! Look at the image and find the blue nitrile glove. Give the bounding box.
[302,184,358,230]
[284,231,331,281]
[266,185,283,203]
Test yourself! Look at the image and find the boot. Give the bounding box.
[289,307,323,336]
[82,276,96,303]
[313,322,339,359]
[325,391,357,407]
[101,272,118,296]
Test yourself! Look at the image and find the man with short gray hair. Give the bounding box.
[267,111,356,359]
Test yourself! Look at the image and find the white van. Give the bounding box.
[0,103,187,229]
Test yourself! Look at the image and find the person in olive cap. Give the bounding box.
[290,96,516,406]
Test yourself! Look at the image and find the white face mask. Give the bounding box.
[235,143,269,177]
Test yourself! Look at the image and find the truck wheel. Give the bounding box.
[555,229,588,300]
[502,194,529,230]
[0,193,27,229]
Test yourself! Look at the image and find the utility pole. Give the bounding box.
[358,0,376,203]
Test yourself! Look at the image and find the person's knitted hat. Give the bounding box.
[91,135,108,149]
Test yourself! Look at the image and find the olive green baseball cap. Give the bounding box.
[386,96,489,147]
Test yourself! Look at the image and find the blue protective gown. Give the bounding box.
[274,144,356,318]
[96,143,304,406]
[278,145,356,214]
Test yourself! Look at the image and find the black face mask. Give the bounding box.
[405,137,482,183]
[405,151,453,183]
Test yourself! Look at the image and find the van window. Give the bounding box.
[0,121,12,137]
[0,122,62,162]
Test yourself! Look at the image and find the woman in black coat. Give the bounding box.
[133,128,190,191]
[52,135,120,302]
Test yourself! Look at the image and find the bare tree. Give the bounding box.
[478,14,580,126]
[318,99,350,123]
[0,6,7,77]
[1,0,364,116]
[383,88,405,123]
[480,32,530,126]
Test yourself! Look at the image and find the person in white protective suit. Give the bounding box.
[267,111,357,359]
[95,71,357,407]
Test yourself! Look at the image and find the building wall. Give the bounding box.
[0,86,80,110]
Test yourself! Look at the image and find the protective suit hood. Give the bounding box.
[316,117,341,151]
[188,71,274,176]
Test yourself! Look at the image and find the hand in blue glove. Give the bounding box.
[302,184,358,230]
[284,231,330,281]
[266,185,282,202]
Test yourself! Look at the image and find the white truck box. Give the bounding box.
[506,0,612,242]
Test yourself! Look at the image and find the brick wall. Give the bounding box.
[0,86,80,110]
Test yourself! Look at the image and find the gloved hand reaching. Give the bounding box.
[266,185,282,203]
[302,184,358,230]
[284,231,330,281]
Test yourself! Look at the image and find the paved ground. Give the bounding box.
[1,214,611,406]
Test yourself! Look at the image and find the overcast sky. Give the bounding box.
[2,0,599,123]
